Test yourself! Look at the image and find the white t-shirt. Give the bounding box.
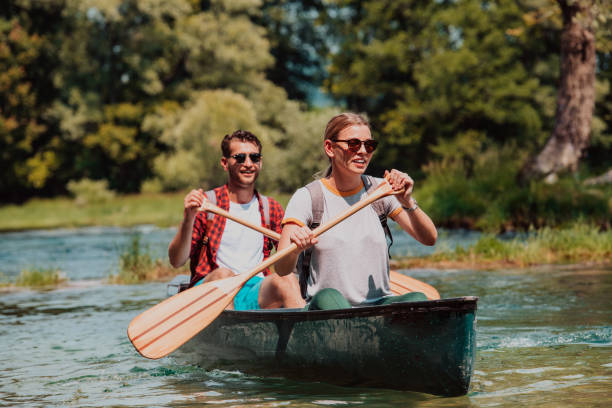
[283,177,403,305]
[215,195,264,277]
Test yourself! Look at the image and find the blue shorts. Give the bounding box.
[233,275,263,310]
[194,275,263,310]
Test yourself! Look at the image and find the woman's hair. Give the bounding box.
[323,112,369,141]
[320,112,370,178]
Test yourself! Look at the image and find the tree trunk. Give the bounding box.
[520,0,596,182]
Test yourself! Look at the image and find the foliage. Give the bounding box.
[1,0,611,232]
[257,0,331,103]
[110,234,180,284]
[428,222,612,266]
[417,143,612,231]
[323,0,611,179]
[0,14,58,201]
[15,267,67,287]
[1,0,328,200]
[66,178,116,205]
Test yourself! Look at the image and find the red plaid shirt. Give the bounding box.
[188,184,284,287]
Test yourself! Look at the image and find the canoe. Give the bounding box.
[167,275,478,397]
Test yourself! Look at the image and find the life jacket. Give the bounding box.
[296,175,393,299]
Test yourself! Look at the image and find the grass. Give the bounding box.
[0,191,292,232]
[0,192,184,232]
[392,222,612,270]
[13,267,68,288]
[109,234,186,284]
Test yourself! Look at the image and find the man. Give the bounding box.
[168,130,304,310]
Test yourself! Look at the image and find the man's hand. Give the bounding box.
[184,189,205,219]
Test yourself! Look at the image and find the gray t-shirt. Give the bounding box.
[283,178,403,305]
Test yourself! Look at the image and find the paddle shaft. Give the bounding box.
[199,201,281,241]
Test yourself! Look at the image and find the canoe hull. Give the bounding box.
[173,295,478,397]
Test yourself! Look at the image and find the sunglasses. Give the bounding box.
[331,138,379,153]
[228,153,262,163]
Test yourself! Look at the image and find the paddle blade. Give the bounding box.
[389,270,440,300]
[127,274,246,359]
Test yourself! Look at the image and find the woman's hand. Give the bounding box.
[288,225,318,250]
[384,169,414,207]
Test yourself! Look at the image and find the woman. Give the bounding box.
[275,112,437,310]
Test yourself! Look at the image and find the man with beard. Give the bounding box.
[168,130,304,310]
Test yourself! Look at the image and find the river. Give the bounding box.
[0,226,610,407]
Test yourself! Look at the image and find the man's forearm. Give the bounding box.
[168,215,196,267]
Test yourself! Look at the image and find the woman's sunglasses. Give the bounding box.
[331,138,378,153]
[229,153,262,163]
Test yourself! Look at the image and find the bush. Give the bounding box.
[140,178,163,194]
[67,178,116,206]
[110,235,179,284]
[15,267,67,287]
[419,142,612,231]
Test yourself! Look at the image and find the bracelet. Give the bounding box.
[402,199,418,212]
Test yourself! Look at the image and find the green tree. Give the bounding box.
[324,0,549,175]
[257,0,330,103]
[0,3,63,201]
[48,0,193,193]
[520,0,611,181]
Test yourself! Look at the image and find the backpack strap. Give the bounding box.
[204,190,217,221]
[361,175,394,254]
[296,180,324,299]
[200,190,218,245]
[258,193,274,251]
[259,193,271,228]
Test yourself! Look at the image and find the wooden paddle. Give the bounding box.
[389,270,440,300]
[200,200,440,300]
[128,179,402,359]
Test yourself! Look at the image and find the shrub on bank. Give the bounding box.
[15,267,67,287]
[67,178,116,206]
[427,222,612,266]
[110,235,182,284]
[418,144,612,231]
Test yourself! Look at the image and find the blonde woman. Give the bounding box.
[275,113,437,310]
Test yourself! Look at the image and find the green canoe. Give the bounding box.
[168,275,478,397]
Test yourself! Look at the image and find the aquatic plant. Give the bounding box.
[393,222,612,269]
[110,235,182,284]
[15,267,67,287]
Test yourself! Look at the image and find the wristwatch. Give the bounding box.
[402,199,418,212]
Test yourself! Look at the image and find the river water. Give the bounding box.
[0,226,610,407]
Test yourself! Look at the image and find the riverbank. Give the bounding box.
[0,191,293,232]
[392,223,612,270]
[1,194,611,285]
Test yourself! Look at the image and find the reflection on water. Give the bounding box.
[0,227,610,407]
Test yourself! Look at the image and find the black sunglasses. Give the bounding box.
[332,138,378,153]
[229,153,262,163]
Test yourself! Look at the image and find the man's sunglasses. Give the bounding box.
[228,153,262,163]
[331,138,379,153]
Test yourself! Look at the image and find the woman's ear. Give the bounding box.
[324,139,335,158]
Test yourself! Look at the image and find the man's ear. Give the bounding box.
[220,157,229,171]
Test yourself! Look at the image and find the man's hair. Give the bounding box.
[221,130,262,157]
